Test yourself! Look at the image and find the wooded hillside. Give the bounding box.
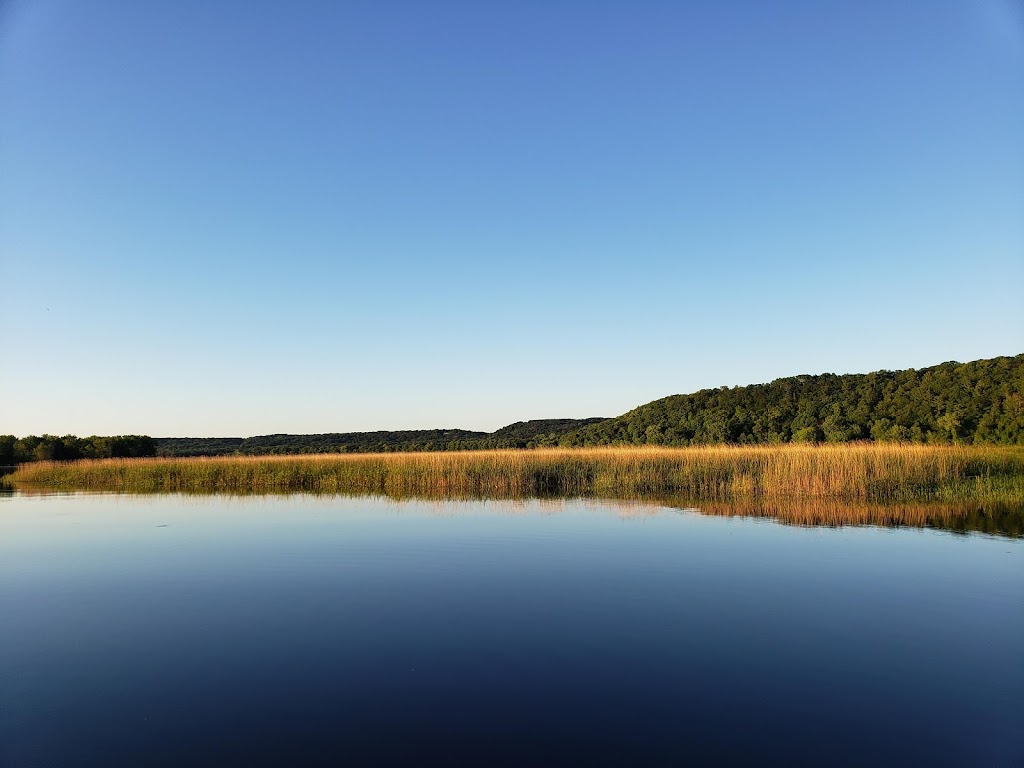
[560,354,1024,446]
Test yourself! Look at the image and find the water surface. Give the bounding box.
[1,493,1021,766]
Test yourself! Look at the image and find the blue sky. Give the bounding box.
[1,0,1022,437]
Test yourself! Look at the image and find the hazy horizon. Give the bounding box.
[3,1,1022,437]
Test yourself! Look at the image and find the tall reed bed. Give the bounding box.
[8,444,1024,502]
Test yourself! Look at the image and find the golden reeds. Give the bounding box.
[8,444,1024,504]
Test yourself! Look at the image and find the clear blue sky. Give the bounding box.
[1,0,1022,437]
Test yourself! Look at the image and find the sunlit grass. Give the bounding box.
[9,444,1024,503]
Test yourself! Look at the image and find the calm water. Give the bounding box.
[1,493,1022,767]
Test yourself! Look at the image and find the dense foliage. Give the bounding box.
[0,434,155,465]
[560,354,1024,447]
[155,437,245,457]
[489,419,606,445]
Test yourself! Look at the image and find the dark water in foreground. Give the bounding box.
[1,494,1022,767]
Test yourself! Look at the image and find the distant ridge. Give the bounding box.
[153,418,608,457]
[5,354,1022,465]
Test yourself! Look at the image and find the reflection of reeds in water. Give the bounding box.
[8,483,1023,537]
[465,496,1024,536]
[683,498,1024,537]
[9,445,1024,503]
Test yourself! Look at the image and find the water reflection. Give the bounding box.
[1,493,1022,767]
[686,498,1024,537]
[7,486,1023,537]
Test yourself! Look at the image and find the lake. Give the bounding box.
[1,492,1022,766]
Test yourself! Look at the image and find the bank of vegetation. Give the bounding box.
[9,444,1024,505]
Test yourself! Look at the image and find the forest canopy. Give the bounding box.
[559,354,1024,447]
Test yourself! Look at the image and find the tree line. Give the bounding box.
[3,354,1021,464]
[1,420,608,464]
[0,435,156,464]
[156,419,608,457]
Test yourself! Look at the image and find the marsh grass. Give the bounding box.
[9,444,1024,503]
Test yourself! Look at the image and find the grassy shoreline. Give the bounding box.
[8,444,1024,503]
